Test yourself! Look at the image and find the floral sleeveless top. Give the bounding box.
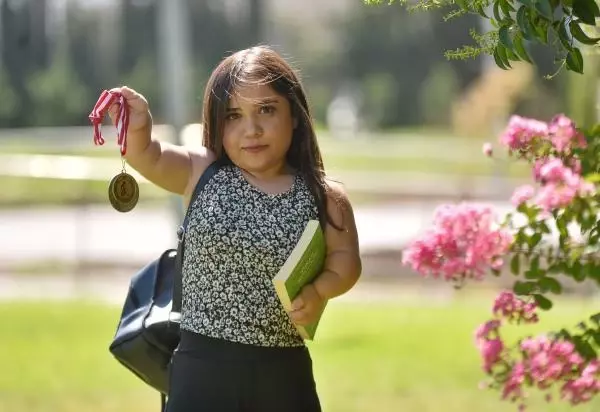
[180,164,319,347]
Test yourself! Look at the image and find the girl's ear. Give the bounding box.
[293,117,299,129]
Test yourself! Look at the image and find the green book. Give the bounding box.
[272,219,327,340]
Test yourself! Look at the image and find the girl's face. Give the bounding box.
[222,83,296,177]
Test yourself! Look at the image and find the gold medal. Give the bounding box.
[108,160,139,212]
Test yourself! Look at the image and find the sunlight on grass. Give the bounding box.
[2,294,600,412]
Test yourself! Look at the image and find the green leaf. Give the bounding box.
[572,0,600,25]
[538,276,563,294]
[532,253,541,269]
[514,280,537,295]
[558,18,574,49]
[569,20,600,44]
[566,47,584,73]
[500,0,515,16]
[506,47,521,61]
[494,0,504,22]
[476,4,489,17]
[500,0,516,15]
[513,33,533,62]
[517,6,536,40]
[499,25,514,49]
[572,260,586,281]
[555,328,572,339]
[511,254,521,274]
[589,312,600,325]
[549,261,568,275]
[592,331,600,346]
[534,0,554,20]
[528,233,543,248]
[556,213,569,237]
[533,293,553,309]
[539,221,551,234]
[573,336,597,360]
[517,0,534,7]
[493,44,512,69]
[534,21,550,43]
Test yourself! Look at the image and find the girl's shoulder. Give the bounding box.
[182,147,217,208]
[323,177,354,229]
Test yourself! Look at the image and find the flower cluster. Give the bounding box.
[475,291,600,410]
[492,290,538,324]
[493,114,595,212]
[499,114,586,155]
[511,157,594,212]
[401,203,513,283]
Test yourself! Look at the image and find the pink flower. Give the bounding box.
[493,291,538,324]
[568,158,582,175]
[539,157,573,183]
[548,114,587,153]
[511,185,535,206]
[483,142,493,157]
[475,319,502,341]
[478,338,505,373]
[477,294,600,409]
[502,362,526,402]
[520,337,584,389]
[533,157,582,182]
[535,179,593,212]
[499,115,548,151]
[402,203,513,282]
[561,360,600,405]
[529,157,596,211]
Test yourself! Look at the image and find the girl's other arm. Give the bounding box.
[289,182,362,326]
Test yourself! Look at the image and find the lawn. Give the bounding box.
[2,293,599,412]
[0,130,529,207]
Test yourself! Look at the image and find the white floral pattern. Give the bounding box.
[180,165,319,347]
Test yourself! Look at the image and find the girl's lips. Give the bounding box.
[243,145,268,153]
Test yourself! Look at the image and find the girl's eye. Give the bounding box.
[225,113,241,121]
[259,105,275,114]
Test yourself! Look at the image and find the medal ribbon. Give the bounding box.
[89,90,130,156]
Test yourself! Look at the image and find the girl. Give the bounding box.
[108,45,361,412]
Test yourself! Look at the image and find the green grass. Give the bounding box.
[2,294,599,412]
[0,133,530,207]
[0,176,169,207]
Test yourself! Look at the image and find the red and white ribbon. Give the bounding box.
[88,90,130,156]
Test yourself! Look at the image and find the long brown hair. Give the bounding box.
[201,46,340,230]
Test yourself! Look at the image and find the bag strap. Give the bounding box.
[172,160,221,314]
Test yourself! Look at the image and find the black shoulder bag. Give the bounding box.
[108,161,221,411]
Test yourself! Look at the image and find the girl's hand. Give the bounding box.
[289,284,326,326]
[107,86,152,136]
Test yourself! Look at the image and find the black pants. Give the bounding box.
[165,330,322,412]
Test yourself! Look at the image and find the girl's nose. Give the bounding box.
[245,117,264,138]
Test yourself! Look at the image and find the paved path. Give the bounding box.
[0,201,513,267]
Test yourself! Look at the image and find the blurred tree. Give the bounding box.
[247,0,265,45]
[185,0,258,119]
[0,0,48,126]
[337,5,482,128]
[119,0,158,75]
[418,61,460,127]
[27,41,90,126]
[0,65,21,120]
[65,3,105,110]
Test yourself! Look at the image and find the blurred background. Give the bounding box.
[1,1,600,411]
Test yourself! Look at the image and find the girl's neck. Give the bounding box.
[239,163,294,181]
